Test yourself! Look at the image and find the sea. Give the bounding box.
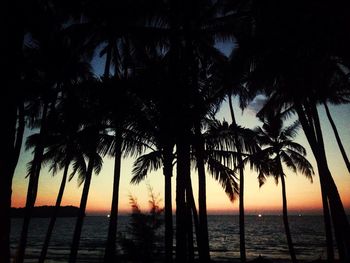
[10,215,341,262]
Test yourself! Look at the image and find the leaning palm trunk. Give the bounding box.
[176,137,190,262]
[163,144,174,263]
[323,102,350,173]
[69,154,95,263]
[39,160,70,263]
[104,134,122,262]
[194,122,210,262]
[296,101,350,261]
[318,169,334,260]
[0,101,24,263]
[228,95,246,262]
[279,163,297,263]
[16,101,49,263]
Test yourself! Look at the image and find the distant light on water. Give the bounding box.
[107,214,110,218]
[258,214,262,218]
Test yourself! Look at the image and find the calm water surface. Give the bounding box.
[10,215,339,262]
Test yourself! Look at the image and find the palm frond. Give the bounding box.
[69,154,87,182]
[206,157,239,202]
[93,153,103,175]
[280,152,297,174]
[280,120,300,140]
[288,151,314,182]
[284,142,307,156]
[131,151,163,185]
[206,149,239,169]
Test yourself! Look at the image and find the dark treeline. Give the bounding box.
[11,206,80,218]
[2,0,350,262]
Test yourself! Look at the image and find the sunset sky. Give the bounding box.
[11,98,350,216]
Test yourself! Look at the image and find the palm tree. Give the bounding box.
[131,144,175,262]
[15,6,92,260]
[68,80,104,263]
[242,1,350,260]
[254,111,314,263]
[100,76,148,262]
[37,86,87,263]
[228,95,246,263]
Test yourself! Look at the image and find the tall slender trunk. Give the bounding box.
[0,101,18,262]
[228,95,246,263]
[323,102,350,173]
[104,134,122,262]
[296,102,350,261]
[0,171,13,263]
[2,4,25,260]
[319,175,334,261]
[39,160,70,263]
[176,138,190,262]
[69,154,95,263]
[0,101,24,263]
[194,122,210,262]
[16,101,49,263]
[185,168,201,261]
[279,165,297,263]
[163,144,174,263]
[186,200,194,262]
[295,102,335,261]
[311,102,350,261]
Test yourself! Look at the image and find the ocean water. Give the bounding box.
[10,215,338,262]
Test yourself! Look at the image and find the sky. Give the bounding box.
[10,41,350,216]
[11,97,350,216]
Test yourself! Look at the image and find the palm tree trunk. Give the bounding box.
[311,102,350,261]
[228,95,246,263]
[323,102,350,173]
[279,172,297,263]
[0,106,17,262]
[16,101,49,263]
[13,102,25,172]
[0,171,13,263]
[2,8,25,260]
[163,144,174,263]
[104,135,122,262]
[69,154,95,263]
[0,101,24,263]
[194,122,210,262]
[185,169,201,261]
[186,201,194,262]
[295,102,335,261]
[319,175,334,261]
[176,138,190,262]
[296,102,350,261]
[39,160,70,263]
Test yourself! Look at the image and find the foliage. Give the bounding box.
[120,185,164,262]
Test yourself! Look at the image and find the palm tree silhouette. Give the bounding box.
[15,11,92,261]
[36,85,89,263]
[68,80,104,263]
[243,1,350,260]
[254,111,314,263]
[100,76,148,262]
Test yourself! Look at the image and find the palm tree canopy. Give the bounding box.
[254,111,314,186]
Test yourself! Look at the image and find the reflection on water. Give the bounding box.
[10,215,341,262]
